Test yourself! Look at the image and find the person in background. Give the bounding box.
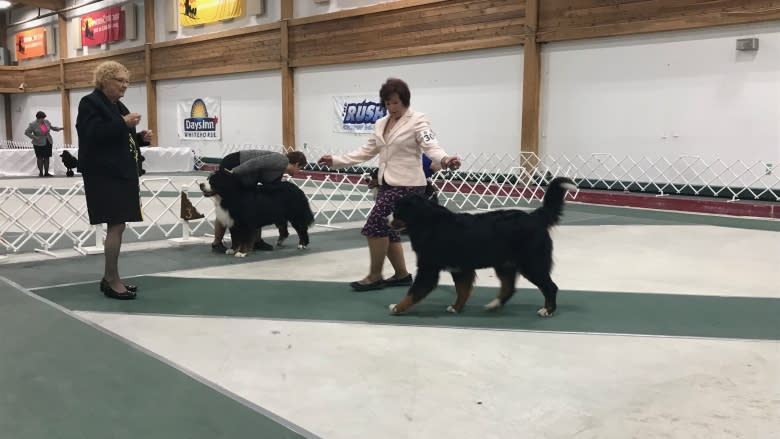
[318,77,461,291]
[25,111,63,177]
[76,60,153,300]
[210,150,308,253]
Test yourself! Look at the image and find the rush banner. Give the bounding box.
[179,0,244,27]
[333,96,387,133]
[80,6,124,47]
[15,27,47,60]
[177,97,221,140]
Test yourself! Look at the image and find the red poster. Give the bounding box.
[80,6,124,47]
[15,27,47,60]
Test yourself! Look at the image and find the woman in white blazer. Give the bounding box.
[318,78,461,291]
[24,111,63,177]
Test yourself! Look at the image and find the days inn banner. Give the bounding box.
[178,97,221,140]
[15,27,47,60]
[179,0,244,27]
[333,95,387,134]
[80,6,124,47]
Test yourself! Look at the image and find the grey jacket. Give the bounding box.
[232,150,289,187]
[25,120,63,146]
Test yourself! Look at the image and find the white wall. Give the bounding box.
[295,46,524,157]
[155,71,282,157]
[69,84,147,147]
[65,0,147,58]
[293,0,394,18]
[541,21,780,163]
[10,91,65,144]
[6,7,60,64]
[155,0,281,43]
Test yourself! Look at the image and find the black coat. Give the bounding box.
[76,89,148,179]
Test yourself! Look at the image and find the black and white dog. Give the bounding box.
[199,170,314,257]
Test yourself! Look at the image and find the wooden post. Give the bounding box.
[281,0,295,150]
[520,0,540,158]
[145,44,157,145]
[60,60,72,144]
[144,0,155,44]
[3,94,12,141]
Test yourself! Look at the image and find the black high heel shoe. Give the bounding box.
[123,283,138,293]
[100,279,136,300]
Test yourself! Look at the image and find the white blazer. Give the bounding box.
[331,109,449,187]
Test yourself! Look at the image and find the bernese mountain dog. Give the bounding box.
[199,170,315,257]
[388,177,577,317]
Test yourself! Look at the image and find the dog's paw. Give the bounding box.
[484,298,502,310]
[225,249,235,255]
[446,305,459,314]
[389,304,400,314]
[297,244,308,250]
[234,251,247,258]
[537,307,554,317]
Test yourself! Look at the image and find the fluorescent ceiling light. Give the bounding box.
[0,0,11,9]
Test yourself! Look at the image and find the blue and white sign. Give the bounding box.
[333,95,387,133]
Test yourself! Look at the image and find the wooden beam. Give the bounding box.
[281,0,295,150]
[16,0,65,11]
[59,60,71,144]
[520,0,540,156]
[3,94,12,141]
[145,44,157,145]
[144,0,155,44]
[57,13,67,58]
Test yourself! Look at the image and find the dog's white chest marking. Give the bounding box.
[211,195,234,228]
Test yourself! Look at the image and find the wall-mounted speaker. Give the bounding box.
[125,3,137,40]
[736,38,758,51]
[246,0,265,16]
[45,25,56,55]
[72,18,83,50]
[165,0,178,33]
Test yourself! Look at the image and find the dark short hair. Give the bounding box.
[379,78,410,107]
[36,111,46,119]
[286,151,308,167]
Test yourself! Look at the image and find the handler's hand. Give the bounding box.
[443,156,461,170]
[317,155,334,167]
[124,113,142,128]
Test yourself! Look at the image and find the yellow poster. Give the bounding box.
[179,0,244,27]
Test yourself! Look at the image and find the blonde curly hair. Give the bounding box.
[93,60,130,90]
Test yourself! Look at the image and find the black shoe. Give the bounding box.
[383,274,413,287]
[211,242,228,253]
[100,279,136,300]
[350,279,385,291]
[124,283,138,293]
[253,240,274,251]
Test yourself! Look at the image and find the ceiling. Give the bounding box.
[4,0,66,11]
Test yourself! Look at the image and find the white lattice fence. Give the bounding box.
[0,150,777,260]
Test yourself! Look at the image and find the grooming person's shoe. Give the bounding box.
[350,279,385,291]
[383,274,413,287]
[100,279,136,300]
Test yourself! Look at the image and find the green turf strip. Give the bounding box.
[0,281,313,439]
[36,276,780,341]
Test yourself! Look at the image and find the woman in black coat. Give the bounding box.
[76,60,153,300]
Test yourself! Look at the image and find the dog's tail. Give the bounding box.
[533,177,577,227]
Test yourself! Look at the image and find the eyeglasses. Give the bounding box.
[111,78,130,85]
